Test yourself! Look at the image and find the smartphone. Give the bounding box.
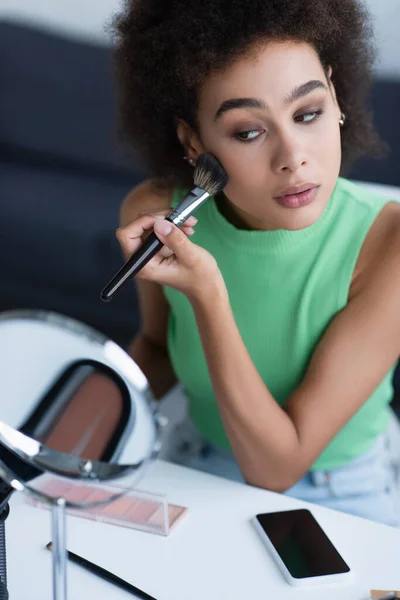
[253,509,352,587]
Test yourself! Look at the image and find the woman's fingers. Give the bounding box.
[115,208,217,293]
[153,219,197,267]
[116,213,196,260]
[116,214,158,257]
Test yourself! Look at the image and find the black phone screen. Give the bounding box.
[256,509,350,579]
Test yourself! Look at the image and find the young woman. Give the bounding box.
[111,0,400,526]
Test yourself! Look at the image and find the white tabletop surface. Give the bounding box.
[6,459,400,600]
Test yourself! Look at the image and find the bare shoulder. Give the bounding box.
[120,180,174,227]
[350,200,400,299]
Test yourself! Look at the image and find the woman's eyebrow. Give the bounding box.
[214,80,327,120]
[215,97,266,120]
[284,79,328,106]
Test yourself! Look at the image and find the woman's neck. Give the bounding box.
[216,194,254,231]
[216,193,279,231]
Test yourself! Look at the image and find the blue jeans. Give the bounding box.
[166,418,400,528]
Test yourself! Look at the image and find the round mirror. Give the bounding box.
[0,310,163,600]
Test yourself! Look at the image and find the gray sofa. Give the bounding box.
[0,21,399,411]
[0,21,145,347]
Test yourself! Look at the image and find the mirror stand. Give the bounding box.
[51,498,67,600]
[0,484,11,600]
[0,492,69,600]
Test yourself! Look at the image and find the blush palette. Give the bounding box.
[27,474,187,536]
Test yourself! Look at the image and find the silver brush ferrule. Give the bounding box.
[168,186,210,227]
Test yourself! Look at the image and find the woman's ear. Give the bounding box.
[176,118,205,163]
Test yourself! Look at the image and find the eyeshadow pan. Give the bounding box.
[63,485,94,504]
[37,480,71,498]
[124,500,159,522]
[101,496,136,517]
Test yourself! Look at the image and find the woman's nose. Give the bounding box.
[271,136,308,174]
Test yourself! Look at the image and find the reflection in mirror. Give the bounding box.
[21,360,132,463]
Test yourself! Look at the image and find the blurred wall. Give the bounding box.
[0,0,398,78]
[0,0,119,45]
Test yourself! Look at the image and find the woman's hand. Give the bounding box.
[116,208,226,301]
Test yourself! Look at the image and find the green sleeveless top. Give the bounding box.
[163,178,398,470]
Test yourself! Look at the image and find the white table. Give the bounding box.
[6,459,400,600]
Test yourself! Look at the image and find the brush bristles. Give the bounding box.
[193,153,228,196]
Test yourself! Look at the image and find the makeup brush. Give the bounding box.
[100,153,228,302]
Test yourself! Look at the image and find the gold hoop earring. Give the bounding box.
[339,113,346,127]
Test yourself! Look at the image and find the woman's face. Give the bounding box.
[189,41,342,231]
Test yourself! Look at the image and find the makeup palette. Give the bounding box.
[27,474,187,536]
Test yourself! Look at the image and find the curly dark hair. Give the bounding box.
[111,0,382,189]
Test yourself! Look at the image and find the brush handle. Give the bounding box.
[100,187,210,302]
[100,225,168,302]
[47,543,157,600]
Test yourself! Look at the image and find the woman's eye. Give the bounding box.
[295,109,323,124]
[234,129,264,142]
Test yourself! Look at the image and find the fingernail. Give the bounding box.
[155,220,172,236]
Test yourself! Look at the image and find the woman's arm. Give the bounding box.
[127,281,178,400]
[190,217,400,492]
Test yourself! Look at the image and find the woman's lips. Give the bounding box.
[274,186,318,209]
